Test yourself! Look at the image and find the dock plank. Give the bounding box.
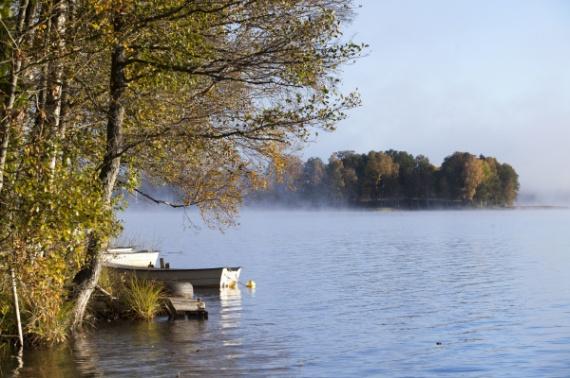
[164,297,208,320]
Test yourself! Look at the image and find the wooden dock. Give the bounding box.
[164,297,208,320]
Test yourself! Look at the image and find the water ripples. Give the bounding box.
[8,209,570,377]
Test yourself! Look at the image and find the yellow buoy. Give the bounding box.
[246,280,256,289]
[228,281,237,289]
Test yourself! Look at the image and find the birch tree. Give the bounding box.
[0,0,363,340]
[68,0,362,328]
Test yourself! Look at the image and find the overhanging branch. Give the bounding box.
[132,187,193,208]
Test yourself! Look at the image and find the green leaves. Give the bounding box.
[0,0,363,343]
[253,149,520,208]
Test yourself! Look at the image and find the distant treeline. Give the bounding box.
[249,150,520,208]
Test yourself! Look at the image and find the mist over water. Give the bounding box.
[6,208,570,377]
[306,1,570,195]
[517,191,570,207]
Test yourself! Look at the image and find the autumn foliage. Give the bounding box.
[0,0,362,344]
[252,150,520,208]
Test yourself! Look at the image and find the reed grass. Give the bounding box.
[97,267,117,296]
[24,301,73,345]
[93,268,165,321]
[121,275,164,321]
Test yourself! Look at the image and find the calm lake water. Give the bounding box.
[5,208,570,377]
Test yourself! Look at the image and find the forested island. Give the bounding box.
[250,150,519,208]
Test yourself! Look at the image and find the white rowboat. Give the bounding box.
[103,248,159,268]
[108,266,241,289]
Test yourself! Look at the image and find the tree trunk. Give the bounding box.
[99,44,126,204]
[71,40,126,331]
[47,0,68,174]
[0,0,30,194]
[33,2,53,143]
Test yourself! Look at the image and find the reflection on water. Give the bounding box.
[219,288,242,334]
[3,288,248,377]
[73,332,103,377]
[7,209,570,376]
[10,344,85,378]
[1,347,23,378]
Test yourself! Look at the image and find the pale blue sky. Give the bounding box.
[305,0,570,194]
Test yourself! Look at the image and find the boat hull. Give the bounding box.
[108,266,241,289]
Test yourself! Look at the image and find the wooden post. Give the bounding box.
[10,267,24,347]
[159,258,164,269]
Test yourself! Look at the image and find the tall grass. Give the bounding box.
[24,301,74,345]
[0,269,73,346]
[121,275,164,321]
[97,267,117,297]
[92,269,165,321]
[0,275,16,340]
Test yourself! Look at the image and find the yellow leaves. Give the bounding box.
[262,142,287,175]
[463,156,485,202]
[0,0,363,342]
[91,0,134,15]
[0,147,117,342]
[0,246,78,344]
[247,171,269,191]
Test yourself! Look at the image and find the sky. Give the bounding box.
[304,0,570,195]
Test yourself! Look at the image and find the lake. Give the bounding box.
[5,208,570,377]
